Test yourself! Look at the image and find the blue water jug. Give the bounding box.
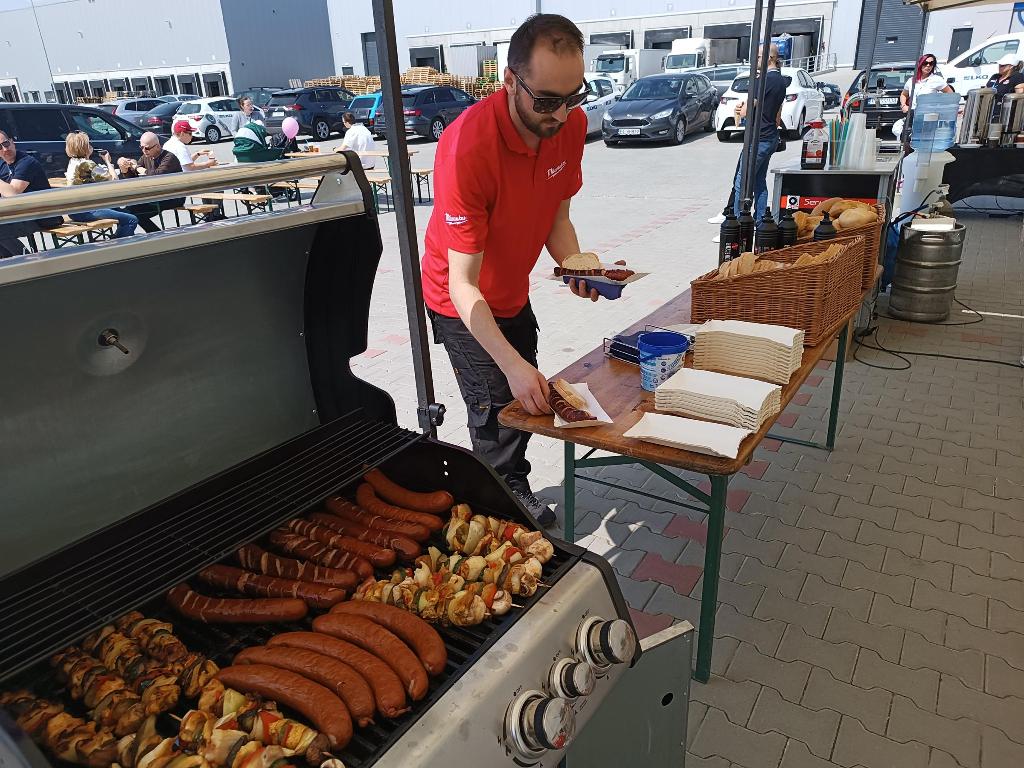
[912,93,959,151]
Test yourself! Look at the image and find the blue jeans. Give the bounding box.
[70,209,138,239]
[733,134,778,222]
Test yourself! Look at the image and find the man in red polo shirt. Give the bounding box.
[422,14,598,526]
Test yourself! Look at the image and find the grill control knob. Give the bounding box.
[549,657,596,699]
[576,616,637,671]
[505,690,576,759]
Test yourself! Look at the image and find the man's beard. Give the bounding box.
[513,90,564,139]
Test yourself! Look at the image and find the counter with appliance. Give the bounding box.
[770,155,900,215]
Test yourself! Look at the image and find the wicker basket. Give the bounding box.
[799,203,886,291]
[691,236,865,346]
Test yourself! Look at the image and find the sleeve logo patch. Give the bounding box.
[445,212,468,225]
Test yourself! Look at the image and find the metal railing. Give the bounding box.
[782,53,838,75]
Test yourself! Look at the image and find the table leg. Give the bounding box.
[564,441,576,544]
[695,474,728,683]
[826,322,849,451]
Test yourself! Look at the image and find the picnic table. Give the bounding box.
[500,272,879,683]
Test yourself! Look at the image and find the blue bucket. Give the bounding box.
[638,331,689,392]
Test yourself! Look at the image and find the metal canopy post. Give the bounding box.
[741,0,778,204]
[370,0,444,436]
[737,0,766,208]
[859,0,886,113]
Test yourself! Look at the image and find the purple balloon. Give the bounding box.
[282,117,299,139]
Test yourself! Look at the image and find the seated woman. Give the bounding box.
[64,131,138,238]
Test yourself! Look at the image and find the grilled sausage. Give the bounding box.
[268,632,409,719]
[324,497,431,542]
[329,602,446,676]
[285,519,395,568]
[167,585,307,624]
[355,484,444,532]
[216,664,352,750]
[312,614,428,701]
[309,512,421,561]
[196,564,347,610]
[267,531,373,580]
[237,544,357,590]
[234,646,374,728]
[363,468,454,514]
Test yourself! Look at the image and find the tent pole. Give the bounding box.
[738,0,766,209]
[742,0,778,204]
[859,0,886,112]
[371,0,443,436]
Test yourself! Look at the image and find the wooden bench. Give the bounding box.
[364,174,392,214]
[202,191,274,215]
[172,203,223,226]
[411,168,433,203]
[40,217,118,249]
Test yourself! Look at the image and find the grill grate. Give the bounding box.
[0,412,421,682]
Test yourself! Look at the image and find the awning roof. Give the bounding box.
[904,0,1004,11]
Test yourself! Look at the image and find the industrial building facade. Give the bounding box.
[0,0,1017,103]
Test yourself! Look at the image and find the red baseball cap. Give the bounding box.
[172,120,194,134]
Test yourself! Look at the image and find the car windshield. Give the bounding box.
[855,68,914,92]
[595,56,625,73]
[177,102,200,115]
[665,54,697,70]
[622,78,681,100]
[350,96,376,109]
[150,102,181,115]
[267,94,298,107]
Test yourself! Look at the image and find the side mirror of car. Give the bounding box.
[613,94,620,101]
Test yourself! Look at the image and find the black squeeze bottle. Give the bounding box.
[813,210,837,241]
[778,209,799,246]
[737,201,755,253]
[754,208,780,254]
[718,209,742,264]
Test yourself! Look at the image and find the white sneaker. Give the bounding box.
[712,234,720,243]
[708,213,726,224]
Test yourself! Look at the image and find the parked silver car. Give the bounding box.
[96,97,166,124]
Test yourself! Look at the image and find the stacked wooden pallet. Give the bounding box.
[401,66,440,84]
[482,59,498,82]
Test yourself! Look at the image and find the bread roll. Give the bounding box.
[811,197,842,216]
[562,252,602,271]
[837,207,877,230]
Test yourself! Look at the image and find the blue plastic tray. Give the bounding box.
[562,275,625,300]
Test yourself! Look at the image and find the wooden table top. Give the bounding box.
[284,151,322,158]
[499,274,876,477]
[336,148,419,157]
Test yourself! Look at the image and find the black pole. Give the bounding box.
[371,0,443,436]
[737,0,765,209]
[900,9,930,151]
[741,0,777,205]
[859,0,886,113]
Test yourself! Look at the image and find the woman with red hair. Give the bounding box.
[899,53,953,114]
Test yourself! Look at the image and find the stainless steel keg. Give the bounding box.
[889,224,966,322]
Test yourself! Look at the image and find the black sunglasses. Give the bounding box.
[923,60,936,66]
[0,139,11,149]
[509,68,589,114]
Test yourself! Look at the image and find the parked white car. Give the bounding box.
[583,76,617,135]
[942,33,1024,94]
[714,66,825,141]
[175,97,247,143]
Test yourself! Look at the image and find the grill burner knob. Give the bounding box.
[549,657,596,699]
[576,616,637,670]
[505,690,576,759]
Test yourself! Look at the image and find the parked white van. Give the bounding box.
[943,33,1024,94]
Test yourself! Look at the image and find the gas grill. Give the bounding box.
[0,156,638,768]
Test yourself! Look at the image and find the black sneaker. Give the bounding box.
[510,486,557,528]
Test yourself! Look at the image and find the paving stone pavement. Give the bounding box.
[350,127,1024,766]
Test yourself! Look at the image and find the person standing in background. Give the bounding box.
[985,54,1024,121]
[239,96,266,126]
[339,112,376,169]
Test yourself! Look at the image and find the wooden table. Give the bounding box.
[335,147,419,174]
[284,151,322,158]
[500,273,879,683]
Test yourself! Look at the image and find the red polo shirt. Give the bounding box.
[421,89,586,318]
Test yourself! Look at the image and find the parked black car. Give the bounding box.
[264,86,356,140]
[843,62,918,132]
[135,100,183,137]
[816,81,842,110]
[375,85,476,141]
[0,103,144,176]
[233,86,284,108]
[602,73,717,146]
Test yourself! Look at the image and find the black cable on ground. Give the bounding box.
[854,323,1024,371]
[881,296,985,327]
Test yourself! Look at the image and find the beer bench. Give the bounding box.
[40,218,118,249]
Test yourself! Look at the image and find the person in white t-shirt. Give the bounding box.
[163,121,218,172]
[339,112,376,169]
[900,53,953,113]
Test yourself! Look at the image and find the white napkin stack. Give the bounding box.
[654,367,781,431]
[692,319,804,385]
[624,413,752,459]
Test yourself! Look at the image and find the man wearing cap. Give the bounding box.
[164,121,218,172]
[986,54,1024,120]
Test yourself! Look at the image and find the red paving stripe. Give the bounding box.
[628,607,674,640]
[694,482,751,512]
[740,460,770,480]
[761,438,782,452]
[382,334,409,345]
[793,393,812,406]
[960,333,1002,345]
[631,553,702,596]
[775,413,799,428]
[805,375,824,387]
[360,348,386,359]
[664,516,710,546]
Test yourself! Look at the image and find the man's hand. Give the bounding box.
[506,357,552,416]
[567,277,599,301]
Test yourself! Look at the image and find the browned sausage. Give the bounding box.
[286,519,395,568]
[355,484,444,532]
[167,584,307,624]
[363,468,454,514]
[309,512,421,561]
[234,645,374,727]
[312,614,428,701]
[268,632,409,719]
[216,664,352,750]
[237,544,357,590]
[268,531,373,580]
[330,602,446,676]
[324,497,431,542]
[196,564,347,610]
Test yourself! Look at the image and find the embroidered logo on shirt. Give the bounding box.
[546,160,567,180]
[445,212,468,226]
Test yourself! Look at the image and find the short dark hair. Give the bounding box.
[507,14,584,75]
[342,112,356,125]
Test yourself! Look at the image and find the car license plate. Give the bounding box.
[618,128,641,136]
[879,97,897,106]
[273,111,284,117]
